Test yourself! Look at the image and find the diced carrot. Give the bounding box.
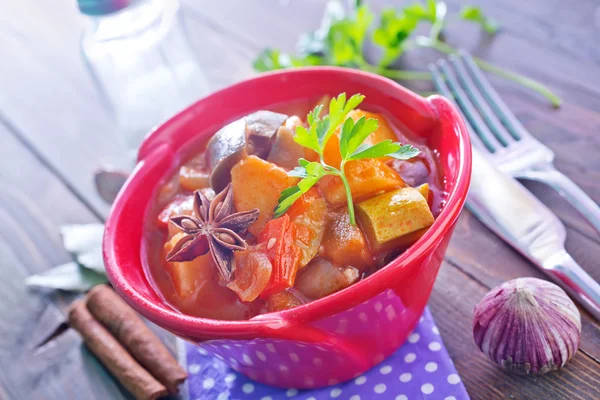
[318,159,404,206]
[227,246,272,302]
[286,188,327,267]
[258,215,301,297]
[231,156,299,236]
[321,209,373,271]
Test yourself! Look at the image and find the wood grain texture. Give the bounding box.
[0,0,599,399]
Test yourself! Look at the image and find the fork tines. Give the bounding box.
[428,51,530,154]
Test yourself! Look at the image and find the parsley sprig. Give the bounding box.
[274,93,420,225]
[254,0,561,108]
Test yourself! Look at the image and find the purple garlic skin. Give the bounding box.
[473,277,581,376]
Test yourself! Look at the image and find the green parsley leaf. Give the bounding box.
[294,125,320,154]
[372,9,419,67]
[460,5,499,34]
[274,162,326,217]
[349,141,420,161]
[339,116,380,159]
[389,143,422,160]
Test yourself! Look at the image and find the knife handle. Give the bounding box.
[544,250,600,320]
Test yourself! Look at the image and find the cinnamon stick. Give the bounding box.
[86,285,187,394]
[68,301,168,400]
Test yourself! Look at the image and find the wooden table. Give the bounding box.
[1,0,598,399]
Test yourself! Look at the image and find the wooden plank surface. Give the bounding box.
[0,0,598,399]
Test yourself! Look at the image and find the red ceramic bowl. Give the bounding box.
[103,67,471,389]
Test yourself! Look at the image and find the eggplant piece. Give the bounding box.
[267,125,307,170]
[206,118,247,192]
[245,111,288,159]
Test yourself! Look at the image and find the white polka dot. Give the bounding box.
[286,388,298,397]
[448,374,461,384]
[266,343,276,353]
[432,326,440,335]
[387,290,395,299]
[425,361,438,372]
[228,357,237,364]
[419,315,425,323]
[350,395,361,400]
[289,352,300,362]
[399,372,412,382]
[374,302,383,312]
[359,312,368,322]
[306,397,316,400]
[296,343,306,348]
[445,397,457,400]
[279,364,289,373]
[385,305,397,321]
[374,383,386,394]
[188,364,200,374]
[421,383,434,394]
[242,383,255,393]
[429,342,442,351]
[217,393,229,400]
[404,353,416,363]
[198,348,208,355]
[379,365,392,375]
[215,354,224,360]
[224,373,236,383]
[242,354,253,365]
[223,344,231,349]
[396,396,408,400]
[260,397,272,400]
[354,376,367,385]
[202,377,215,389]
[408,333,420,343]
[256,351,267,361]
[313,357,323,366]
[330,388,342,398]
[235,343,242,348]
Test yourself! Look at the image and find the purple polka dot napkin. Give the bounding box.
[178,307,469,400]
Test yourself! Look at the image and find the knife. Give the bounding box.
[467,147,600,320]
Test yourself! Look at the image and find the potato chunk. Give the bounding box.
[163,233,214,298]
[356,187,434,252]
[321,209,373,270]
[318,159,404,206]
[231,155,299,235]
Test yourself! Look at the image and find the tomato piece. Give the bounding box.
[227,246,272,302]
[286,188,327,268]
[258,215,301,297]
[157,195,193,231]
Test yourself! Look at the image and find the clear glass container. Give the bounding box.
[80,0,210,158]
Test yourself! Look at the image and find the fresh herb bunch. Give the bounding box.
[254,0,561,107]
[274,93,420,225]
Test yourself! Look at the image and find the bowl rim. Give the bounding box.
[103,66,472,337]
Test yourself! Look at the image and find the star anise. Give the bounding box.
[166,183,259,282]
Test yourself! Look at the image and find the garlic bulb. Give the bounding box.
[473,277,581,375]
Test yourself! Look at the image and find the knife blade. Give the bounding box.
[467,147,600,320]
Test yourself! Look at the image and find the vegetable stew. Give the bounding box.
[145,94,443,320]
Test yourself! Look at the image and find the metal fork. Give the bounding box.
[428,51,600,236]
